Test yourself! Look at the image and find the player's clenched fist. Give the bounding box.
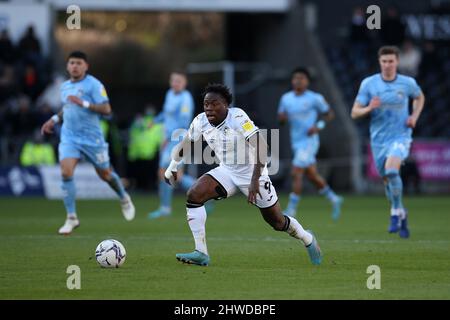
[164,159,180,186]
[368,96,381,111]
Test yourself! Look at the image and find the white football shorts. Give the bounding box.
[206,165,279,209]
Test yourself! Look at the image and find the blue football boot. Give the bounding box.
[399,210,410,239]
[305,230,322,265]
[388,215,400,233]
[176,250,210,266]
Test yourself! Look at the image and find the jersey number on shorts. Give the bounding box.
[264,181,274,201]
[264,181,272,194]
[392,142,407,153]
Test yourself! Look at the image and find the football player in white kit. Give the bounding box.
[164,83,322,266]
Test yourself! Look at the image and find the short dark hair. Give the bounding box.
[291,67,311,80]
[378,46,400,58]
[67,51,88,62]
[202,83,233,105]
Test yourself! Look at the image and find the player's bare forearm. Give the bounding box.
[351,99,379,119]
[407,92,425,129]
[411,92,425,120]
[89,103,112,115]
[248,132,268,180]
[247,132,266,204]
[67,95,111,115]
[351,102,370,119]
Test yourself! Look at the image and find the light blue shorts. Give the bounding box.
[371,139,411,177]
[59,141,110,169]
[292,141,319,168]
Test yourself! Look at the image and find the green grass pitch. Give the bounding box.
[0,194,449,299]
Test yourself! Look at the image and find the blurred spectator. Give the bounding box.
[349,7,370,51]
[127,105,163,190]
[21,63,41,101]
[419,41,439,75]
[0,25,52,166]
[6,94,37,137]
[380,7,406,46]
[35,102,53,128]
[20,129,56,166]
[398,40,422,77]
[0,64,17,102]
[0,29,16,64]
[18,25,41,65]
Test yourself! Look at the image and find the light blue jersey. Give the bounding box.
[355,73,421,147]
[355,73,422,176]
[154,89,194,140]
[278,90,329,167]
[59,74,110,168]
[60,74,109,147]
[154,89,194,168]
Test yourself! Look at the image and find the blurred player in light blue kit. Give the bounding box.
[41,51,135,235]
[278,67,343,220]
[147,72,204,219]
[352,46,425,238]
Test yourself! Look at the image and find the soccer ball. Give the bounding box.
[95,239,126,268]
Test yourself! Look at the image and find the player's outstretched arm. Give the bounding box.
[41,110,63,135]
[351,97,380,119]
[164,134,192,186]
[407,92,425,129]
[67,95,111,115]
[247,132,268,204]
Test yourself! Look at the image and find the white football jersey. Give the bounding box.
[187,107,268,175]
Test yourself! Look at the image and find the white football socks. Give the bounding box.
[186,206,208,255]
[391,208,406,219]
[286,216,313,246]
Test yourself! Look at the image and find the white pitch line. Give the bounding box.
[1,234,450,244]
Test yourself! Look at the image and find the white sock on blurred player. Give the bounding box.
[391,208,406,219]
[285,215,313,246]
[186,204,208,255]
